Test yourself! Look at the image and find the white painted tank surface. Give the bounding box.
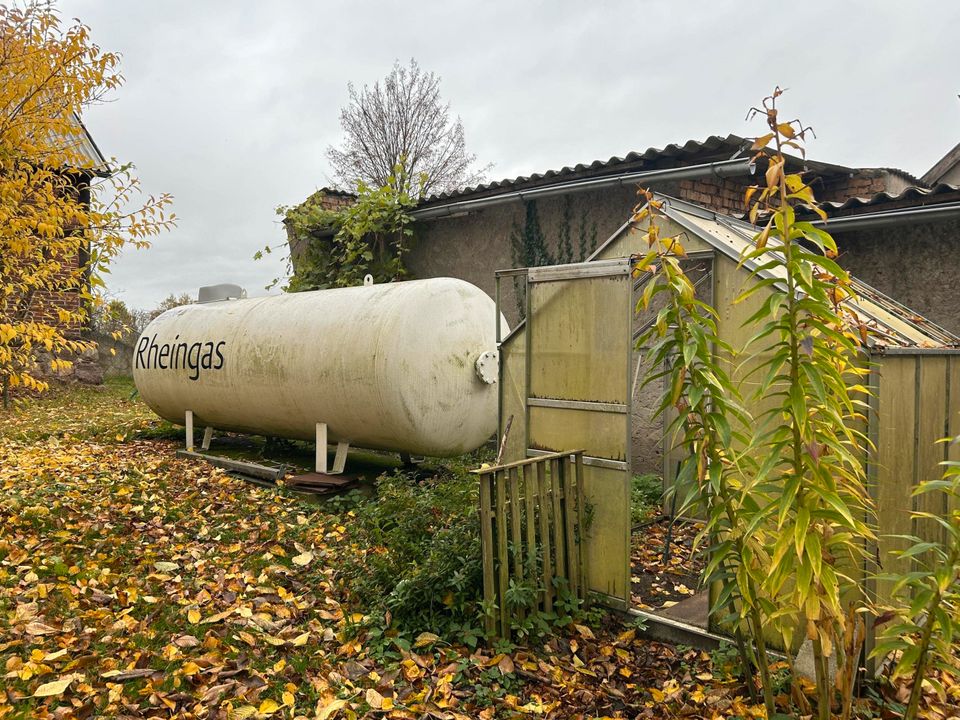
[133,278,508,457]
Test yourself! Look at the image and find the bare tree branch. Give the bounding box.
[326,59,490,198]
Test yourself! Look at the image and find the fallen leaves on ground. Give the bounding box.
[4,379,942,719]
[631,517,704,611]
[881,662,960,719]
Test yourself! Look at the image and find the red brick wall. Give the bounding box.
[14,175,91,338]
[676,169,896,216]
[676,176,754,215]
[316,190,355,212]
[25,243,85,336]
[818,170,890,203]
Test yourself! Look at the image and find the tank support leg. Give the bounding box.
[201,426,213,451]
[400,453,422,467]
[185,410,194,451]
[316,422,328,473]
[316,422,350,475]
[332,442,349,474]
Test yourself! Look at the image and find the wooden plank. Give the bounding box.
[528,448,627,470]
[949,357,960,519]
[563,454,580,600]
[285,472,356,488]
[916,356,949,550]
[175,450,286,481]
[508,467,525,618]
[478,472,496,637]
[527,397,628,414]
[470,449,584,474]
[863,364,882,667]
[537,461,554,612]
[575,453,587,600]
[873,356,918,604]
[550,458,566,590]
[523,464,537,587]
[527,257,631,282]
[495,469,510,638]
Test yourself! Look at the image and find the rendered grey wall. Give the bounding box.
[836,218,960,335]
[406,184,659,326]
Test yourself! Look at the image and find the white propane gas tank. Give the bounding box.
[133,278,508,457]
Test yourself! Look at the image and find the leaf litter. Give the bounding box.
[0,380,953,718]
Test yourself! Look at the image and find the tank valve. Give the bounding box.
[475,350,499,385]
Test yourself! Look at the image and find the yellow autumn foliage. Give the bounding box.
[0,2,173,401]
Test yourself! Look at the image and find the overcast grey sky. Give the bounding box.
[62,0,960,310]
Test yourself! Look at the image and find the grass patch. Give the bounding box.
[0,376,176,442]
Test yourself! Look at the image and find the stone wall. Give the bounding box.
[90,331,135,378]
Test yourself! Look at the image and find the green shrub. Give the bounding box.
[339,459,600,647]
[631,473,662,525]
[338,468,484,635]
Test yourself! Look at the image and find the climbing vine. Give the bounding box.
[264,166,418,292]
[509,197,597,316]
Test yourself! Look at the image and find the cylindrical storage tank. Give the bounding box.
[133,278,508,457]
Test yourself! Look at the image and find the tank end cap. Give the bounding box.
[475,350,499,385]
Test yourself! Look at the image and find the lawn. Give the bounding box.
[0,380,785,718]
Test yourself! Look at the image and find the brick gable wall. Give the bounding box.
[27,242,85,336]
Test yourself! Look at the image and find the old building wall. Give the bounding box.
[28,243,84,334]
[836,218,960,335]
[406,185,640,326]
[406,174,763,325]
[23,177,91,338]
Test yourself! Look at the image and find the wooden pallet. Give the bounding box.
[283,472,358,495]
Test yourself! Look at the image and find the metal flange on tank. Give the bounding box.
[133,276,508,474]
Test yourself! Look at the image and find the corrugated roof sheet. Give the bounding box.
[880,166,926,187]
[72,114,107,171]
[818,182,960,214]
[420,134,751,204]
[310,133,928,211]
[43,113,108,173]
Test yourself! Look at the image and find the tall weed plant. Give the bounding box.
[636,89,877,720]
[872,438,960,720]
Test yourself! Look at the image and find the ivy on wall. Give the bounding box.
[508,197,598,317]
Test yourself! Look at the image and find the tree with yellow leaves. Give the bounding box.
[0,2,174,407]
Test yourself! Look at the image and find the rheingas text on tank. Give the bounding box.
[135,334,226,381]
